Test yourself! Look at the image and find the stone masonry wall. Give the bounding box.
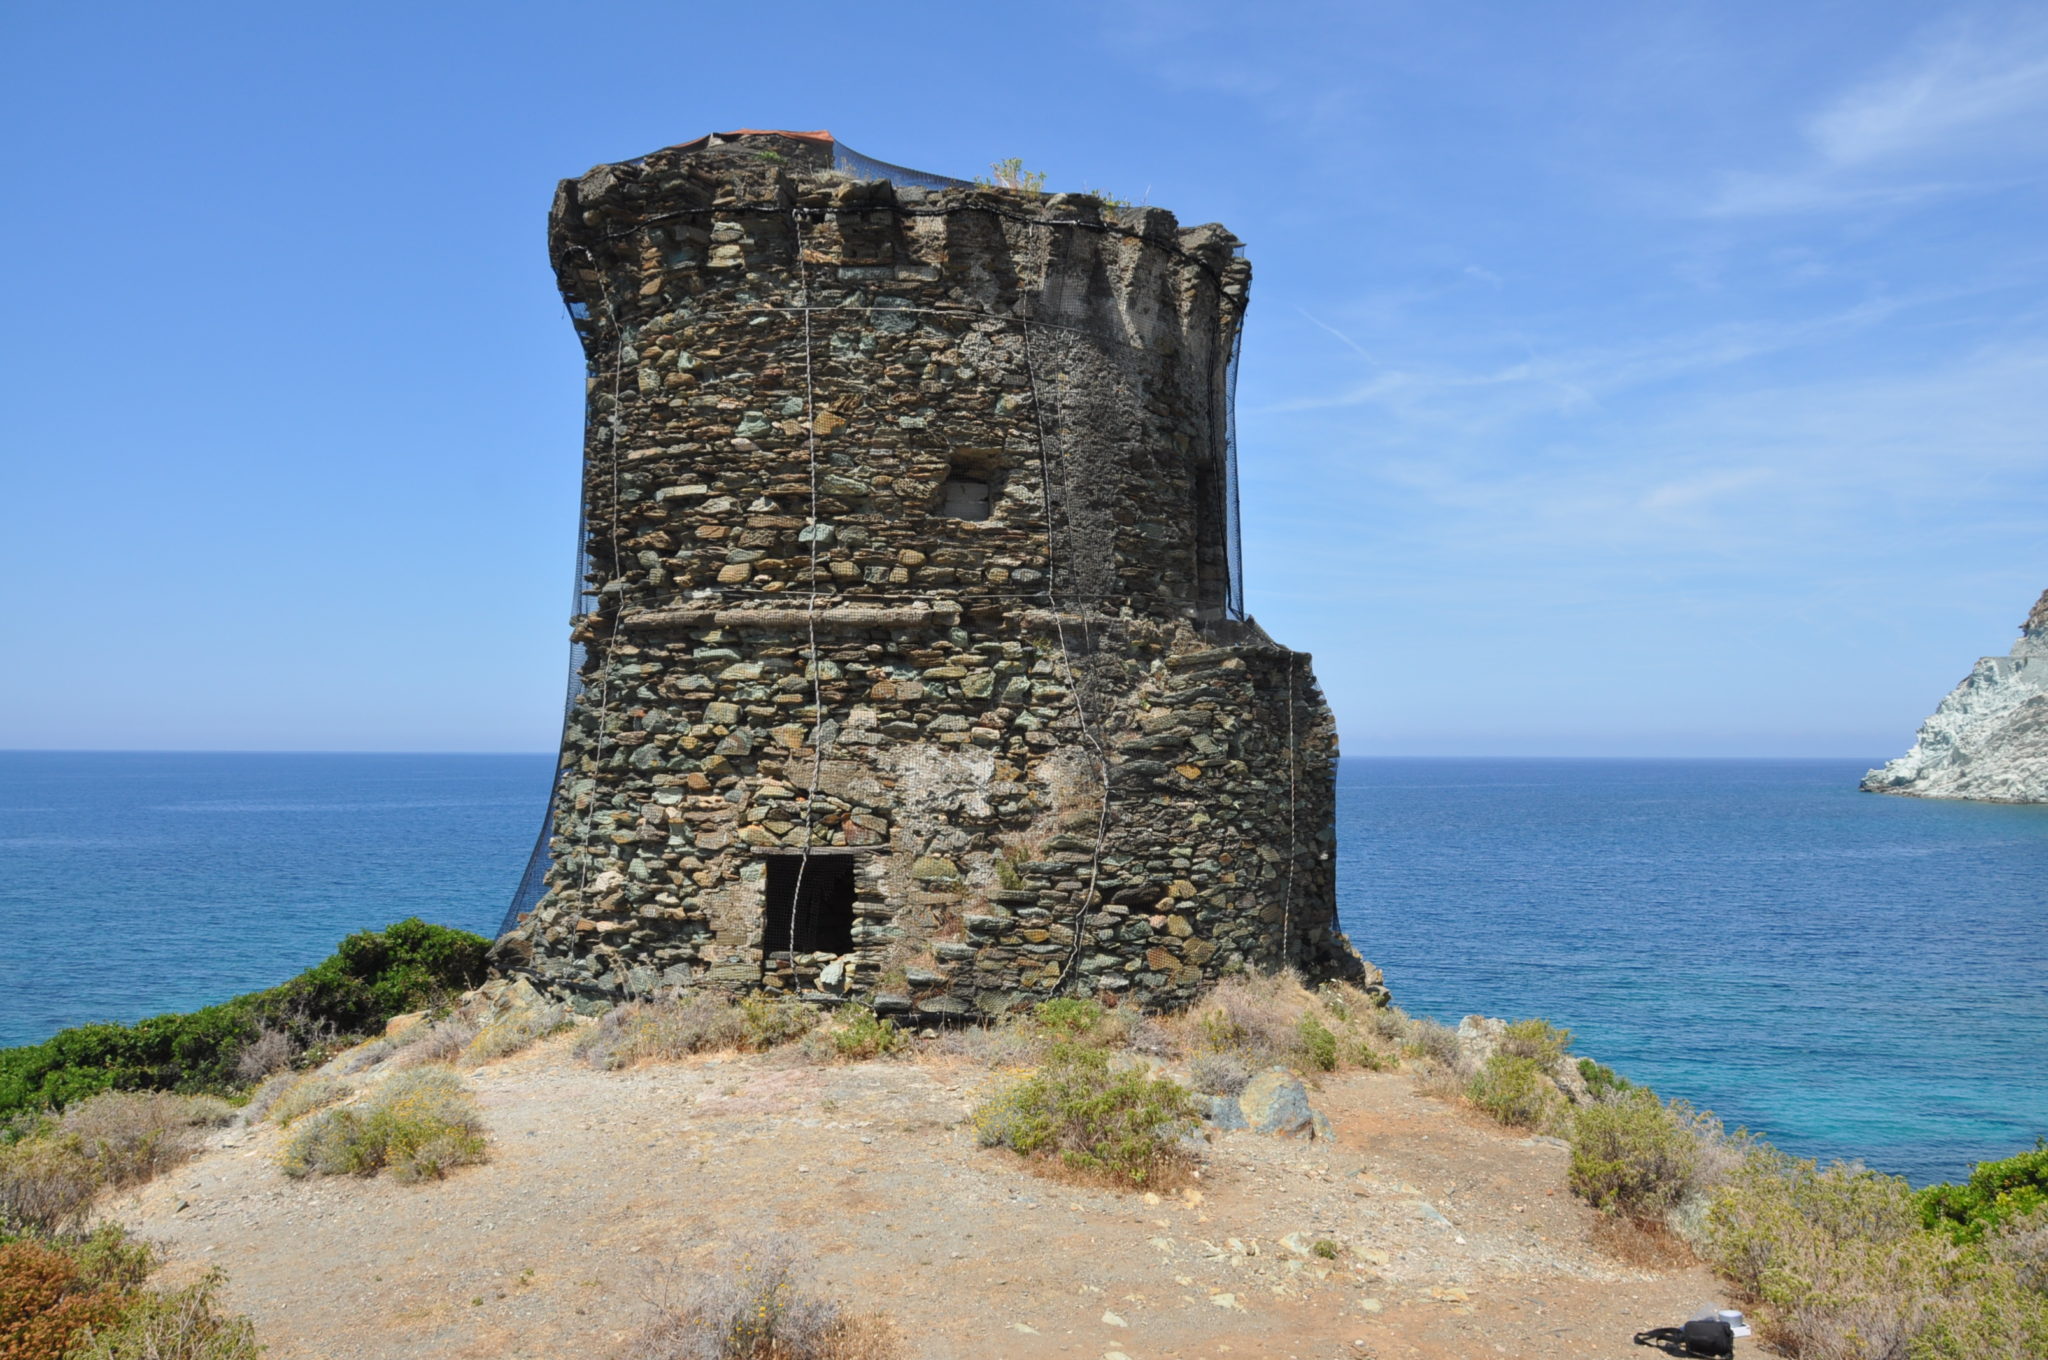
[492,133,1363,1019]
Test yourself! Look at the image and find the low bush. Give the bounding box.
[1702,1146,2048,1359]
[58,1092,232,1191]
[0,1093,231,1236]
[230,1028,295,1083]
[1917,1140,2048,1246]
[0,1227,255,1360]
[1187,1052,1251,1096]
[1568,1089,1705,1223]
[1577,1057,1631,1100]
[1497,1018,1572,1066]
[1032,999,1108,1040]
[827,1008,902,1062]
[1347,1039,1396,1072]
[628,1235,898,1360]
[280,1067,486,1183]
[1986,1203,2048,1294]
[1295,1017,1338,1072]
[1464,1054,1555,1129]
[1188,974,1305,1066]
[1401,1017,1461,1067]
[0,919,489,1123]
[738,996,818,1051]
[972,1044,1199,1189]
[0,1236,133,1360]
[0,1135,100,1237]
[68,1268,259,1360]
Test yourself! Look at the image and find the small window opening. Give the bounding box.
[940,475,992,521]
[762,853,857,955]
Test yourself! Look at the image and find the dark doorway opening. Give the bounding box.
[762,853,857,955]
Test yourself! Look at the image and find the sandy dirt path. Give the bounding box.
[112,1036,1735,1360]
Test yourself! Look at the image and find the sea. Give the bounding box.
[2,751,2042,1186]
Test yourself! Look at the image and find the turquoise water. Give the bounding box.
[1338,758,2048,1186]
[0,752,544,1050]
[1,752,2041,1184]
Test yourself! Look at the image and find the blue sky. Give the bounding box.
[2,1,2043,755]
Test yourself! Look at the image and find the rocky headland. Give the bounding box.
[1862,588,2048,804]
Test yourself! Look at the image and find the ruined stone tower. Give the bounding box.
[494,131,1360,1017]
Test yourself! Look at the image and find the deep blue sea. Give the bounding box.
[2,752,2042,1185]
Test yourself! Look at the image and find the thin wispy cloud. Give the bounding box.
[1707,13,2048,217]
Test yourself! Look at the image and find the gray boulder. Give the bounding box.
[1235,1067,1334,1141]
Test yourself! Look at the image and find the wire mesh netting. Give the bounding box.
[497,530,593,940]
[830,140,972,191]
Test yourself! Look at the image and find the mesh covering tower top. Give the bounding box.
[492,132,1362,1017]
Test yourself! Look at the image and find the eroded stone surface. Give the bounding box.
[496,133,1361,1013]
[1863,589,2048,804]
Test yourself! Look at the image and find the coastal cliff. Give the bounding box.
[1862,589,2048,803]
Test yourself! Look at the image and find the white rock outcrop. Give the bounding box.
[1863,589,2048,803]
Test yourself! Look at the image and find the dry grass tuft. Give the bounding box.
[391,1016,480,1068]
[231,1027,297,1083]
[576,993,825,1070]
[261,1076,348,1128]
[463,1004,572,1064]
[58,1091,233,1190]
[628,1235,900,1360]
[67,1266,260,1360]
[280,1066,487,1183]
[0,1136,103,1237]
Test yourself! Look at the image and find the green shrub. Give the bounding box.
[1295,1017,1338,1072]
[0,919,488,1124]
[972,1044,1198,1189]
[1499,1018,1572,1066]
[1347,1039,1395,1072]
[1701,1146,2048,1359]
[1917,1140,2048,1246]
[1577,1057,1631,1100]
[280,1067,486,1183]
[829,1008,903,1062]
[1568,1089,1702,1222]
[1032,999,1106,1039]
[1465,1054,1554,1128]
[738,995,818,1050]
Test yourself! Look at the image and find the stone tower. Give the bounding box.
[494,131,1361,1018]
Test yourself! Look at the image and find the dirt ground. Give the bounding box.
[112,1035,1745,1360]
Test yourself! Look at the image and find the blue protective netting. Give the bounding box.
[830,141,972,191]
[1223,245,1247,622]
[497,530,592,940]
